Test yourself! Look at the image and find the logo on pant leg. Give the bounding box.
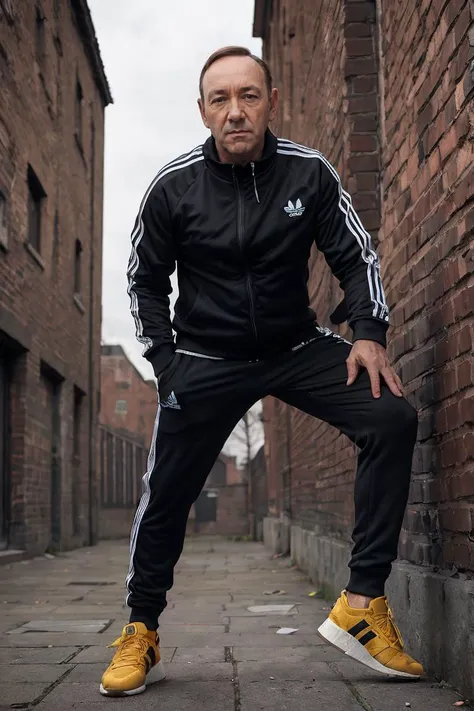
[161,391,181,410]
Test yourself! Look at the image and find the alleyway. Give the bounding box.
[0,538,465,710]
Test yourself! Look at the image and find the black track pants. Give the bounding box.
[126,329,418,630]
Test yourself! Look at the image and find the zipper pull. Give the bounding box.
[250,162,261,204]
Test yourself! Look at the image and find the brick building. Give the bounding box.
[188,452,250,537]
[99,345,156,539]
[254,0,474,697]
[0,1,111,555]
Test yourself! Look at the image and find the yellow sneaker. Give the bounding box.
[318,592,423,678]
[99,622,166,696]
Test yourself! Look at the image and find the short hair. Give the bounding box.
[199,46,273,100]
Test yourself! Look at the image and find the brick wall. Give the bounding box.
[187,456,249,536]
[187,484,249,537]
[0,1,111,553]
[262,0,378,539]
[98,346,156,539]
[100,346,157,445]
[378,0,474,570]
[258,0,474,571]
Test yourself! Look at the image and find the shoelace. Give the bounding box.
[388,607,404,647]
[372,605,404,648]
[107,635,150,670]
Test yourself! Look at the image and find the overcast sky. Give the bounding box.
[87,0,262,381]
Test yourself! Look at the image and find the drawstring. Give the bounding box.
[250,162,261,204]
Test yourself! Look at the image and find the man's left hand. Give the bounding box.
[346,340,403,399]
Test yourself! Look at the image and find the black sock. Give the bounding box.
[129,608,159,631]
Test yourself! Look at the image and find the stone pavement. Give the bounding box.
[0,537,466,710]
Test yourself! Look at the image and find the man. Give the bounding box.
[100,46,423,697]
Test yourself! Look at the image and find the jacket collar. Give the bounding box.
[203,129,278,182]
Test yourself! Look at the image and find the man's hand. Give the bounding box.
[346,340,403,399]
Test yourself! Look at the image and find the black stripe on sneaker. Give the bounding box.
[144,656,151,673]
[348,619,370,637]
[147,646,156,666]
[359,630,377,646]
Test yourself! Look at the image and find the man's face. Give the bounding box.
[198,55,278,164]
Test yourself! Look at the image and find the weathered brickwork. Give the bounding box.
[0,1,111,553]
[257,0,474,571]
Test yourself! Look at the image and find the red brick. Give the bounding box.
[350,134,378,152]
[347,95,379,114]
[443,540,473,569]
[346,37,374,57]
[353,193,379,210]
[348,154,379,172]
[344,22,372,38]
[263,0,474,575]
[344,57,378,77]
[0,3,109,553]
[352,114,378,132]
[352,77,377,94]
[345,2,376,22]
[451,471,474,498]
[464,432,474,459]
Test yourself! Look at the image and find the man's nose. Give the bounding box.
[228,99,244,122]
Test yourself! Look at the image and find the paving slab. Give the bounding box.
[224,633,327,646]
[172,646,226,663]
[0,646,79,664]
[1,537,467,710]
[229,617,303,634]
[38,680,234,709]
[233,646,345,662]
[333,660,464,708]
[0,663,73,682]
[238,659,338,682]
[0,681,51,706]
[7,619,111,634]
[239,678,361,711]
[0,633,106,647]
[72,645,176,663]
[67,662,233,683]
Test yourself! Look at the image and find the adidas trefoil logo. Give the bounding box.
[284,198,305,218]
[161,391,181,410]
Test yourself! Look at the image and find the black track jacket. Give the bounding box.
[127,130,389,377]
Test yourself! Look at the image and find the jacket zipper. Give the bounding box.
[233,167,258,342]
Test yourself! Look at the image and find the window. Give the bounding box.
[115,400,127,414]
[0,191,7,249]
[27,165,46,253]
[99,427,147,508]
[74,239,82,294]
[75,79,83,146]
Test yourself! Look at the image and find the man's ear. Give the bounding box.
[198,98,209,129]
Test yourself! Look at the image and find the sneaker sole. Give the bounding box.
[99,660,166,696]
[318,618,421,679]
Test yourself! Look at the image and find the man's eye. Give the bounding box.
[211,97,226,104]
[244,94,258,100]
